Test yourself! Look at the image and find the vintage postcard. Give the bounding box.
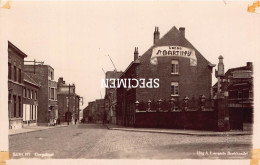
[0,1,260,165]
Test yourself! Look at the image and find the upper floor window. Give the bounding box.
[249,90,253,99]
[50,71,54,80]
[18,68,22,83]
[171,82,179,96]
[14,66,17,81]
[171,60,179,74]
[8,63,12,80]
[35,91,38,100]
[31,90,33,99]
[50,88,55,100]
[23,88,26,98]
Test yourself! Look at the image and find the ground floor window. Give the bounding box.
[23,104,37,121]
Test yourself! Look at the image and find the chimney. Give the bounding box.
[247,62,253,70]
[179,27,185,37]
[134,47,139,61]
[154,26,160,45]
[58,77,64,85]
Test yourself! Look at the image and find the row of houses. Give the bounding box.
[82,26,253,130]
[8,41,81,129]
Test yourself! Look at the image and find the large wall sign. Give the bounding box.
[150,46,197,66]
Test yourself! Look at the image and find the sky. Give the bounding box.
[2,1,260,108]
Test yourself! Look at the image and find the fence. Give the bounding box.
[133,96,243,131]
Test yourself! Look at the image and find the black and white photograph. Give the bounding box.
[0,0,259,164]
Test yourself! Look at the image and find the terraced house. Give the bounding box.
[8,41,27,129]
[24,64,58,126]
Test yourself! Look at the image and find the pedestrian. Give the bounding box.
[75,118,77,125]
[54,119,57,126]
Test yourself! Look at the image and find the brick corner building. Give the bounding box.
[117,26,215,127]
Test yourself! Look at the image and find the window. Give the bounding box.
[23,88,26,98]
[171,60,179,74]
[18,96,22,117]
[171,82,179,96]
[31,90,33,99]
[238,91,242,99]
[13,95,16,117]
[18,68,21,83]
[51,71,54,80]
[8,63,12,79]
[27,89,30,98]
[14,66,17,81]
[50,88,55,100]
[249,90,253,99]
[35,91,37,100]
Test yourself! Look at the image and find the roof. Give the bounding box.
[212,63,253,88]
[8,41,28,58]
[24,64,54,70]
[106,70,123,79]
[120,26,215,78]
[24,72,40,88]
[139,26,215,67]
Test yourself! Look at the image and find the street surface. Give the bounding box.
[9,124,252,159]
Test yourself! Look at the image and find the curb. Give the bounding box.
[9,125,69,136]
[105,125,252,136]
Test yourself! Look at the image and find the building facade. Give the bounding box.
[57,77,80,124]
[24,65,58,126]
[213,61,253,123]
[117,26,215,126]
[83,99,105,123]
[83,101,95,123]
[8,41,27,129]
[23,72,40,126]
[104,70,123,124]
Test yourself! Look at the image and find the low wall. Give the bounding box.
[134,110,217,131]
[229,108,243,130]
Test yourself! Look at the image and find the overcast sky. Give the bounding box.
[3,1,260,107]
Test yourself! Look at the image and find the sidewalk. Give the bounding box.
[105,124,252,136]
[9,124,69,136]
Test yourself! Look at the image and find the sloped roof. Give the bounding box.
[24,72,40,87]
[8,41,28,58]
[139,26,214,67]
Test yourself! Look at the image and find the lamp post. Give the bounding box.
[170,97,175,112]
[157,99,162,112]
[147,100,151,112]
[199,95,206,111]
[183,96,189,111]
[135,101,139,112]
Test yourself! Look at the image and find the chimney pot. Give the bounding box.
[154,26,160,45]
[179,27,185,37]
[134,47,139,61]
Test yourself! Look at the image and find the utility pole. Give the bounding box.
[24,59,44,74]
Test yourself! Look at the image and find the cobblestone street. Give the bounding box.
[9,124,252,159]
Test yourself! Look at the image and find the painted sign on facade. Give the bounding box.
[232,70,252,79]
[150,46,197,66]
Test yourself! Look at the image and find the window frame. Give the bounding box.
[8,63,12,80]
[171,82,179,96]
[171,60,179,75]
